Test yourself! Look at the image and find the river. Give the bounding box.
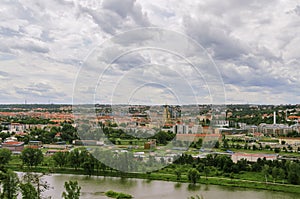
[19,173,299,199]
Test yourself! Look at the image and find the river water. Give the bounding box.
[25,174,298,199]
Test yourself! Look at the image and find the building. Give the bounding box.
[2,141,25,154]
[176,133,221,142]
[231,153,278,163]
[173,124,203,134]
[288,115,300,122]
[45,149,69,156]
[144,140,156,150]
[278,137,300,146]
[27,141,43,149]
[72,140,104,146]
[163,105,181,124]
[242,125,258,134]
[259,123,293,136]
[9,123,25,133]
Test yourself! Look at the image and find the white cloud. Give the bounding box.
[0,0,299,104]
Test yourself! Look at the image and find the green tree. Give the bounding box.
[204,166,210,180]
[0,148,12,167]
[61,124,78,143]
[222,139,229,149]
[187,168,200,184]
[68,148,81,170]
[152,131,175,145]
[20,148,44,168]
[252,145,257,151]
[278,168,286,184]
[20,183,39,199]
[274,148,281,153]
[262,165,270,183]
[62,180,81,199]
[174,168,182,181]
[52,151,69,168]
[82,154,95,176]
[287,162,300,185]
[229,172,234,181]
[214,141,220,149]
[22,173,50,199]
[1,170,19,199]
[271,167,279,183]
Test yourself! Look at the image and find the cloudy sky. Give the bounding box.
[1,0,300,105]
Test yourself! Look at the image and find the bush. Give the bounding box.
[105,190,133,199]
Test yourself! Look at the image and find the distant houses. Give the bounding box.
[231,152,278,163]
[176,133,222,143]
[2,141,25,154]
[27,141,43,149]
[278,137,300,146]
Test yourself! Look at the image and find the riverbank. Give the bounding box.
[8,163,300,195]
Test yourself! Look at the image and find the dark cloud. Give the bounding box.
[183,16,249,60]
[102,0,150,26]
[80,0,151,34]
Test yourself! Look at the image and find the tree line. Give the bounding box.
[173,153,300,185]
[17,147,300,185]
[0,148,81,199]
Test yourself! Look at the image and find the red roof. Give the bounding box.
[15,132,28,136]
[233,153,277,158]
[177,134,221,137]
[3,141,24,146]
[288,116,300,119]
[55,132,62,137]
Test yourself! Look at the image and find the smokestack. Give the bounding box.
[273,111,276,125]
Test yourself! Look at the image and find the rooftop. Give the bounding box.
[3,141,25,146]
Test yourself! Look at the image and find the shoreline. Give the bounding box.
[9,165,300,195]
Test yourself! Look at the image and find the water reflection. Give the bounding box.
[204,185,209,191]
[188,184,201,191]
[17,173,299,199]
[174,182,182,189]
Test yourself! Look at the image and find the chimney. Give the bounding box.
[273,111,276,125]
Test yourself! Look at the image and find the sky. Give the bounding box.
[1,0,300,105]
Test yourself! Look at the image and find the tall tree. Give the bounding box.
[22,173,51,199]
[1,170,19,199]
[187,168,200,184]
[287,162,300,185]
[0,148,12,167]
[62,180,81,199]
[20,148,44,168]
[204,166,210,180]
[82,154,95,176]
[20,183,39,199]
[271,167,279,183]
[52,151,69,168]
[68,148,81,171]
[278,168,286,184]
[174,168,182,181]
[262,165,270,183]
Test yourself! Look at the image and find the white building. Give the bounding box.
[231,153,278,163]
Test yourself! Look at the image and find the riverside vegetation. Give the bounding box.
[0,148,82,199]
[1,146,300,197]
